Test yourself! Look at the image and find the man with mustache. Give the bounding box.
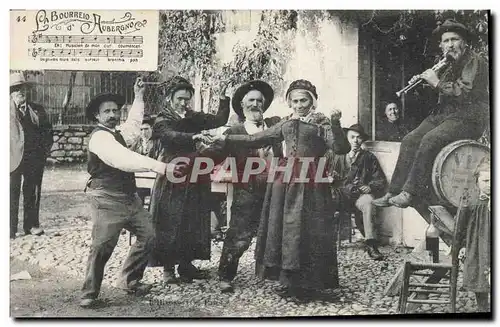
[80,77,184,308]
[373,19,490,208]
[10,72,53,239]
[214,80,282,293]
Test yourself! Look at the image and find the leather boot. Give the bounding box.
[365,239,383,261]
[388,191,413,208]
[178,261,208,282]
[372,193,395,207]
[163,266,178,284]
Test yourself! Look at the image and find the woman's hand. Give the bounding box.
[330,109,342,121]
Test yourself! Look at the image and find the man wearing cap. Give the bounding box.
[329,124,387,260]
[10,72,53,239]
[149,76,230,283]
[373,19,489,208]
[214,80,282,293]
[80,77,184,308]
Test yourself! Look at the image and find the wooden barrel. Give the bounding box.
[432,139,490,207]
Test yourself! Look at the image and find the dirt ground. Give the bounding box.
[9,257,217,318]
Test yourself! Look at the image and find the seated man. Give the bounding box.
[376,101,411,142]
[373,19,489,208]
[330,124,387,260]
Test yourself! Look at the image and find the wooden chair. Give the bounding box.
[398,194,469,314]
[336,211,358,249]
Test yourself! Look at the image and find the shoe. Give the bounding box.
[79,298,97,308]
[120,281,152,296]
[220,280,234,293]
[372,193,395,207]
[178,262,208,280]
[365,241,384,261]
[163,266,179,284]
[26,227,44,236]
[388,191,413,208]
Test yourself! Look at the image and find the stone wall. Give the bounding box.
[49,125,94,163]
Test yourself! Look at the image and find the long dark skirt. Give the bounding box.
[254,177,339,290]
[149,174,212,267]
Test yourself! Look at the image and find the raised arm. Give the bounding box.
[330,113,350,154]
[118,77,145,147]
[195,96,230,130]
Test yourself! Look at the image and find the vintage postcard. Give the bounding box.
[9,9,491,319]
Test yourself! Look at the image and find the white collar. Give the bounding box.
[98,123,117,133]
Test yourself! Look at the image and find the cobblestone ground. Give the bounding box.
[10,165,483,317]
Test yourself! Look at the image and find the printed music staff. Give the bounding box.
[28,34,143,44]
[29,48,143,58]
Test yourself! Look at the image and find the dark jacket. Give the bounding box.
[18,102,53,156]
[376,118,411,142]
[329,149,387,201]
[435,49,489,122]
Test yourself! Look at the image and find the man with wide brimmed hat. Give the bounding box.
[329,124,387,260]
[373,19,490,209]
[214,80,283,293]
[10,72,53,239]
[80,77,184,308]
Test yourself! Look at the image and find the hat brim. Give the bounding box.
[432,25,470,41]
[231,80,274,118]
[85,93,126,121]
[10,80,33,89]
[343,127,369,141]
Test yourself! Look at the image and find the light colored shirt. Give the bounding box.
[88,97,171,175]
[244,120,273,158]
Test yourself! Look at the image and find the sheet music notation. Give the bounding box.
[28,34,144,44]
[29,48,143,58]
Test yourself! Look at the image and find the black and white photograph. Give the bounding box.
[8,8,492,319]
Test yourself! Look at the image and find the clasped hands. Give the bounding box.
[192,131,226,146]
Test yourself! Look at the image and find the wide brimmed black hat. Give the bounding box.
[432,19,471,41]
[231,80,274,118]
[343,124,369,141]
[285,79,318,100]
[165,76,195,97]
[85,93,126,121]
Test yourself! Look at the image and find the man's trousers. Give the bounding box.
[81,191,154,300]
[388,113,485,197]
[218,184,265,281]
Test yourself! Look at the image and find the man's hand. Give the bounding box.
[330,109,342,121]
[193,133,215,144]
[134,76,145,98]
[420,69,440,88]
[359,185,371,194]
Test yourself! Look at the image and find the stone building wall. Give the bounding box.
[49,125,94,163]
